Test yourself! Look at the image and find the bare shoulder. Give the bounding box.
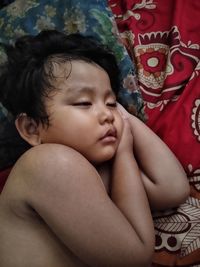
[4,144,98,204]
[17,143,91,170]
[12,144,95,181]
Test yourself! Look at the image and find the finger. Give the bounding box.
[117,103,130,119]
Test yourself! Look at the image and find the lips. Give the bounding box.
[100,128,117,143]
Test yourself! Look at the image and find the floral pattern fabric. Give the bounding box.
[109,0,200,266]
[0,0,145,172]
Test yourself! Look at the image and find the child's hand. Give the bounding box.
[116,106,133,154]
[117,103,131,120]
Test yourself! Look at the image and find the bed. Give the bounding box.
[0,0,200,266]
[109,0,200,266]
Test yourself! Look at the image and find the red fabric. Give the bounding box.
[0,167,12,193]
[109,0,200,266]
[109,0,200,169]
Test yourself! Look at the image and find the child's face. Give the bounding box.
[38,60,123,164]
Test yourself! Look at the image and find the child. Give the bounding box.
[0,30,189,267]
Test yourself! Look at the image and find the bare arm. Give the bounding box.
[118,104,190,210]
[20,144,154,267]
[111,117,155,258]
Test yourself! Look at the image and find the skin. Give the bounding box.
[0,60,189,267]
[117,104,190,210]
[36,60,123,164]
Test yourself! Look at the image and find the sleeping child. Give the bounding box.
[0,30,189,267]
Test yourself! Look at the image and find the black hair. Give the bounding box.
[0,30,121,126]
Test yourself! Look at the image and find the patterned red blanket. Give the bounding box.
[109,0,200,266]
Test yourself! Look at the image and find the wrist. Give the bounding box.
[116,141,134,156]
[114,148,134,163]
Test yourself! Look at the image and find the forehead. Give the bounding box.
[45,56,106,76]
[45,58,112,92]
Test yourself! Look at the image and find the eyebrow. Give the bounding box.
[66,86,94,94]
[66,86,116,97]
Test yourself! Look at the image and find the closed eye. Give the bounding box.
[72,102,92,106]
[107,102,117,108]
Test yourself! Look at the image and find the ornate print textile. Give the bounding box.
[109,0,200,266]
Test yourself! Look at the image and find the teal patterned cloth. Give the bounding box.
[0,0,145,170]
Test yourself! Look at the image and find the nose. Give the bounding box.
[98,105,115,124]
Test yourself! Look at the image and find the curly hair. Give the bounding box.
[0,30,120,126]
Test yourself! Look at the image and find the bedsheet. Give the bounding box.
[109,0,200,266]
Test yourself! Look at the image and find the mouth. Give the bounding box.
[100,128,117,143]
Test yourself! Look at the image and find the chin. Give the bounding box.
[90,152,116,165]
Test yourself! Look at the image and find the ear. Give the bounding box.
[15,113,42,146]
